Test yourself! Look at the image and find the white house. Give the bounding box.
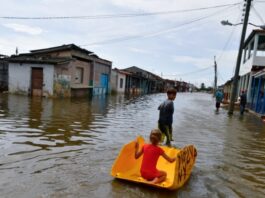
[7,56,71,97]
[110,68,127,94]
[240,29,265,114]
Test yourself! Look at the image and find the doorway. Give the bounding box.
[31,68,43,97]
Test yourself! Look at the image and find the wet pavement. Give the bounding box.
[0,93,265,198]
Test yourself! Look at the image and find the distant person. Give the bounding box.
[215,89,223,111]
[158,88,177,146]
[240,90,247,115]
[134,129,176,184]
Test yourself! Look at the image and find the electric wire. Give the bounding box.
[161,66,213,77]
[0,4,239,54]
[217,8,242,62]
[80,4,239,46]
[0,3,241,20]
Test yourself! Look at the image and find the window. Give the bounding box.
[257,35,265,57]
[249,40,254,58]
[243,47,248,63]
[75,67,84,84]
[120,78,123,88]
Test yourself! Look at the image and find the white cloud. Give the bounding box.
[3,23,43,35]
[0,0,263,87]
[0,36,52,55]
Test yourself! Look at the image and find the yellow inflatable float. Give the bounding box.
[111,136,197,190]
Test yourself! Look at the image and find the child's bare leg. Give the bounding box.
[151,171,167,184]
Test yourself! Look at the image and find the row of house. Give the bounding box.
[0,44,112,97]
[0,44,192,98]
[222,29,265,115]
[110,66,191,94]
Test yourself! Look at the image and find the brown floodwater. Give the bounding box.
[0,93,265,198]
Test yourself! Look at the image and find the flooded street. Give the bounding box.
[0,93,265,198]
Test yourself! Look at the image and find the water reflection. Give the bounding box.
[0,93,265,198]
[3,95,114,153]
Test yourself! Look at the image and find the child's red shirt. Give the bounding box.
[140,144,164,180]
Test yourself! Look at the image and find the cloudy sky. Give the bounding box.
[0,0,265,87]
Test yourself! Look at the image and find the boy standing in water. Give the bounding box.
[158,88,177,146]
[135,129,176,184]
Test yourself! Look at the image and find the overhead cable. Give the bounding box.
[216,10,242,63]
[80,4,239,46]
[162,66,213,77]
[0,3,241,20]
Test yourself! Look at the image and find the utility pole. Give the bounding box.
[228,0,252,115]
[214,56,217,96]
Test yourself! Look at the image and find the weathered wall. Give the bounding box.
[54,63,71,97]
[69,59,92,87]
[93,61,111,95]
[93,62,111,87]
[110,70,118,92]
[9,63,54,96]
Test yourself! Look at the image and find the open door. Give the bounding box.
[31,68,43,97]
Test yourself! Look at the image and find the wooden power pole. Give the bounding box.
[228,0,252,115]
[214,56,217,96]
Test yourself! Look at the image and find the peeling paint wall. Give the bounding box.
[54,74,71,97]
[53,63,71,97]
[93,61,111,95]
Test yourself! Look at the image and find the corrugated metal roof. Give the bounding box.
[30,44,93,55]
[7,55,73,64]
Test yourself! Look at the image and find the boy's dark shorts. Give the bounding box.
[158,123,172,141]
[216,102,220,108]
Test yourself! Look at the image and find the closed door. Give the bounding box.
[31,68,43,97]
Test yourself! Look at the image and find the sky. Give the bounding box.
[0,0,265,87]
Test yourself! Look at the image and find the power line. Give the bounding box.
[80,4,239,46]
[0,3,241,20]
[216,10,242,63]
[162,65,214,77]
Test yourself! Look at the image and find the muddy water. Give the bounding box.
[0,93,265,198]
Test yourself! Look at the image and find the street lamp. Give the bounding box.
[221,20,265,30]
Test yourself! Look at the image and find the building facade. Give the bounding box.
[7,44,112,97]
[110,68,127,94]
[240,30,265,114]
